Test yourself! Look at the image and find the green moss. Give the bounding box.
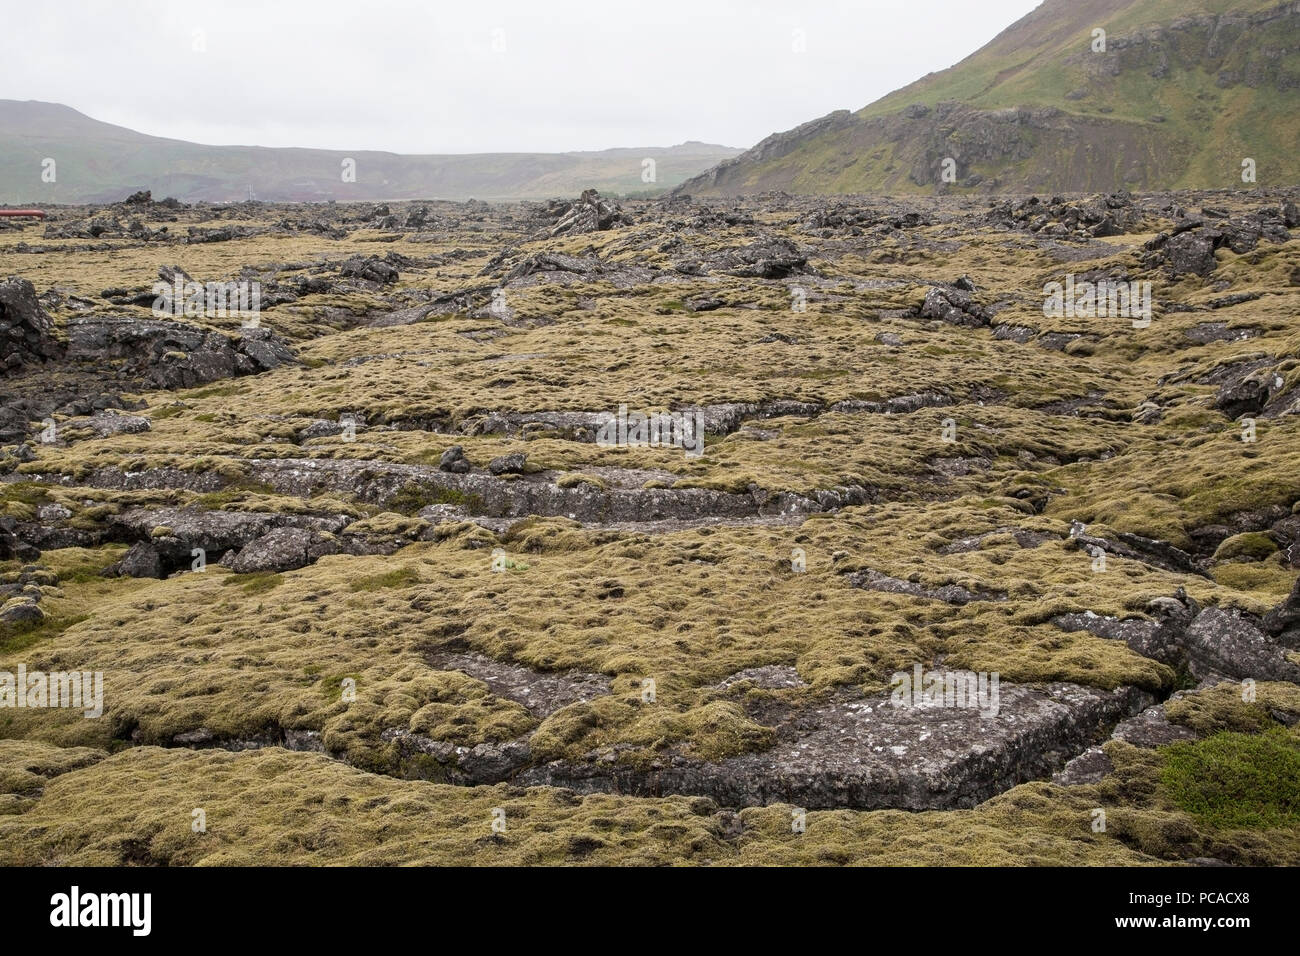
[0,482,51,520]
[388,483,484,515]
[556,473,606,490]
[188,383,242,400]
[0,614,90,655]
[1213,531,1279,562]
[349,568,421,591]
[1166,682,1300,735]
[7,173,1300,866]
[4,738,1295,866]
[223,571,283,594]
[1161,729,1300,829]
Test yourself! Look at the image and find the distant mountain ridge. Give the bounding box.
[0,100,742,204]
[678,0,1300,196]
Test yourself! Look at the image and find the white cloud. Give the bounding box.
[0,0,1042,152]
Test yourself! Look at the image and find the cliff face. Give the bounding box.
[678,0,1300,196]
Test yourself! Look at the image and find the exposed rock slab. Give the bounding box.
[28,459,872,525]
[517,682,1152,810]
[846,568,1005,604]
[425,649,611,719]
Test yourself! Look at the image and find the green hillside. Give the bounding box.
[679,0,1300,196]
[0,101,741,204]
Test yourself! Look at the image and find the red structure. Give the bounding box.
[0,209,46,219]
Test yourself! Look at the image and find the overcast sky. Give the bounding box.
[3,0,1041,154]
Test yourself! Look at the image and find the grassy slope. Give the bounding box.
[688,0,1299,195]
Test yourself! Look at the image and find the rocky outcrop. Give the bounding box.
[0,276,63,371]
[98,506,426,577]
[1068,525,1206,576]
[846,568,1004,604]
[545,189,631,237]
[1263,577,1300,644]
[438,445,471,473]
[1054,587,1300,683]
[986,193,1142,240]
[1214,365,1284,419]
[488,453,527,475]
[919,284,991,327]
[701,237,809,279]
[0,563,57,625]
[65,316,295,389]
[517,682,1152,810]
[105,507,349,577]
[0,516,40,563]
[339,255,399,285]
[22,458,874,526]
[1184,607,1300,683]
[424,649,612,720]
[222,527,343,574]
[59,411,151,442]
[1145,211,1292,277]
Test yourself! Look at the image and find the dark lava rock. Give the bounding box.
[1214,366,1281,418]
[546,189,631,237]
[488,452,527,475]
[1263,577,1300,644]
[1060,587,1300,686]
[1047,586,1300,683]
[1110,702,1201,748]
[708,237,808,279]
[55,456,871,526]
[920,285,990,327]
[61,411,151,441]
[439,445,471,474]
[0,276,63,371]
[1183,607,1300,683]
[426,649,612,719]
[847,568,1003,604]
[340,255,399,285]
[1154,230,1218,276]
[1053,746,1113,786]
[1069,527,1205,576]
[223,527,340,574]
[0,597,44,624]
[117,541,165,579]
[504,252,600,283]
[1184,322,1259,344]
[0,516,40,562]
[1145,210,1291,277]
[987,192,1140,240]
[65,316,295,390]
[1053,591,1198,668]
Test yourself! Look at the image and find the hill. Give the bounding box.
[0,100,741,203]
[678,0,1300,196]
